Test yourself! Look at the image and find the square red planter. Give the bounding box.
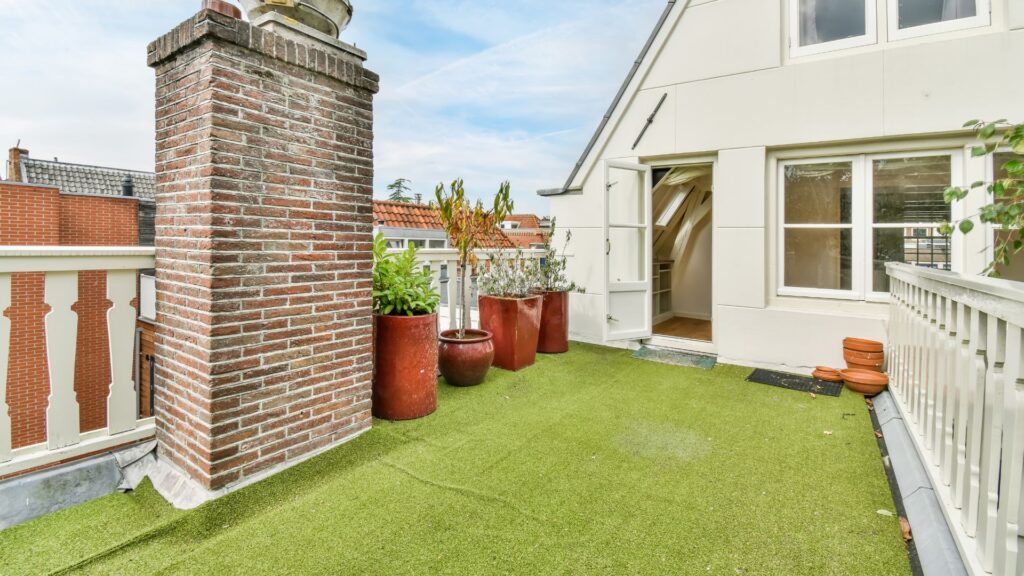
[479,295,542,371]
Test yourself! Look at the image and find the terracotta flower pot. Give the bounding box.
[812,367,843,383]
[479,295,543,371]
[372,313,438,421]
[438,329,494,387]
[532,289,569,354]
[843,349,885,361]
[841,368,889,396]
[843,337,884,353]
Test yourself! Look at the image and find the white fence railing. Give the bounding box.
[887,262,1024,575]
[0,246,156,478]
[390,248,544,330]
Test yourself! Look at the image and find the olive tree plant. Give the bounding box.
[942,120,1024,274]
[434,179,514,337]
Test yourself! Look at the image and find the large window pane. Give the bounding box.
[898,0,977,29]
[799,0,867,46]
[873,226,951,292]
[784,162,853,224]
[873,155,952,224]
[784,228,853,290]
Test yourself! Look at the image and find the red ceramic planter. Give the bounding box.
[438,329,494,387]
[479,295,542,371]
[372,313,438,421]
[532,290,569,354]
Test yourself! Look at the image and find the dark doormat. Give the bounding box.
[745,369,843,397]
[632,346,717,370]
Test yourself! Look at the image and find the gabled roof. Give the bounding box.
[539,0,678,197]
[21,157,156,199]
[372,200,515,249]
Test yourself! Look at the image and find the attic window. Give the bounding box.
[790,0,876,57]
[888,0,989,40]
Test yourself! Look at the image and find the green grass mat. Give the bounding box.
[0,343,909,576]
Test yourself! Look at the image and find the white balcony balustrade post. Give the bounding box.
[0,272,10,463]
[995,324,1024,576]
[106,269,138,435]
[43,271,81,450]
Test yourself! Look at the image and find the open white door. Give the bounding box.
[604,160,653,342]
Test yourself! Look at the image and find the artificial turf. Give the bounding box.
[0,343,911,575]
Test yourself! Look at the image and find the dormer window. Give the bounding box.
[790,0,877,57]
[889,0,989,40]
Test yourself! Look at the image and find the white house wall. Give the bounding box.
[551,0,1024,368]
[642,0,782,90]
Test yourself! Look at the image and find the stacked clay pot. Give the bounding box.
[841,338,888,396]
[843,337,884,372]
[840,369,889,396]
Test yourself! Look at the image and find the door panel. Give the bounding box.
[605,161,653,342]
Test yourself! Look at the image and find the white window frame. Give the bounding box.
[887,0,990,41]
[788,0,877,58]
[778,150,962,301]
[778,156,865,301]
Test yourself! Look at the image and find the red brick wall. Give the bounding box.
[0,182,139,448]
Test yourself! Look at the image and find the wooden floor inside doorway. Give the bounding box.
[654,317,712,342]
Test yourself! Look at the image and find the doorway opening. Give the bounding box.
[650,164,713,344]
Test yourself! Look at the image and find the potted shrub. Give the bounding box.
[372,233,441,420]
[479,250,543,371]
[530,218,577,354]
[434,179,514,386]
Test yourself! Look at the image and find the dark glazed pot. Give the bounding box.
[438,329,494,387]
[532,290,569,354]
[479,295,542,371]
[372,313,438,421]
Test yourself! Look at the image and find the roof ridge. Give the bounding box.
[22,157,155,177]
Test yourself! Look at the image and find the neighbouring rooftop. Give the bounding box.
[0,344,910,575]
[17,153,156,200]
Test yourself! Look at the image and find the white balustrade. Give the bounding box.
[387,248,545,330]
[887,262,1024,575]
[0,246,156,477]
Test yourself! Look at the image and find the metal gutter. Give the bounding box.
[538,0,678,197]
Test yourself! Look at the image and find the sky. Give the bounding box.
[0,0,665,215]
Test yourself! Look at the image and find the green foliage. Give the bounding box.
[387,178,413,203]
[434,179,515,334]
[531,218,579,292]
[372,233,440,316]
[943,119,1024,275]
[479,250,535,298]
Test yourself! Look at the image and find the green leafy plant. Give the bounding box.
[372,232,440,316]
[434,178,514,336]
[387,178,413,203]
[531,218,578,292]
[479,250,535,298]
[942,119,1024,274]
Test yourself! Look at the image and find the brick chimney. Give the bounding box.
[147,6,378,504]
[7,147,27,182]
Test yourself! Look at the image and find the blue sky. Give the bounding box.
[0,0,665,214]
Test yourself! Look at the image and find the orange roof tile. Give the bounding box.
[372,200,515,249]
[505,214,542,229]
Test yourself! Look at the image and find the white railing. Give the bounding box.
[887,262,1024,575]
[390,248,544,330]
[0,246,156,478]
